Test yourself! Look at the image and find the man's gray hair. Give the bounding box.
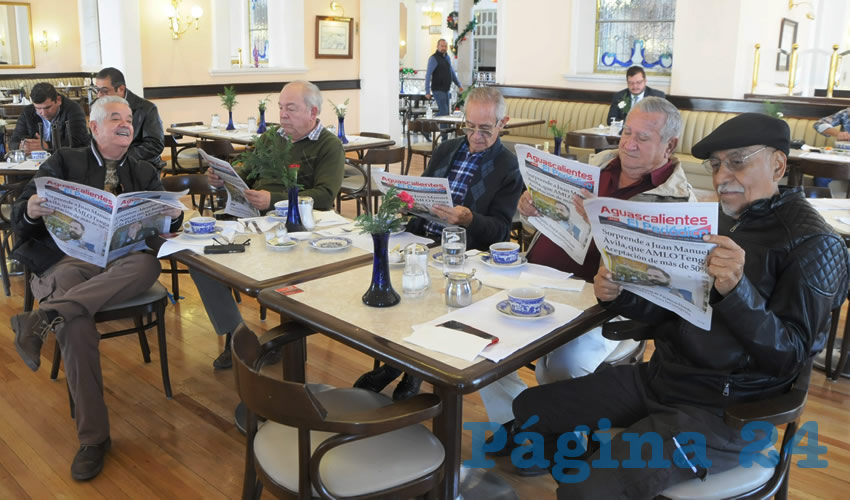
[464,87,507,122]
[284,80,322,114]
[632,96,682,143]
[90,96,130,125]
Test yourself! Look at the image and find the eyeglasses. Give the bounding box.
[461,121,499,138]
[93,86,118,96]
[702,146,769,174]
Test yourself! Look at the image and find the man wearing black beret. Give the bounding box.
[512,113,849,498]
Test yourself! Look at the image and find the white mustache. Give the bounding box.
[717,184,745,194]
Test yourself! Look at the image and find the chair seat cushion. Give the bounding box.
[660,447,776,499]
[254,388,444,497]
[99,282,168,312]
[409,143,434,153]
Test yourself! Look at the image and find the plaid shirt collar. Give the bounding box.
[283,120,324,142]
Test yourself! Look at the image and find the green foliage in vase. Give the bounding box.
[219,85,238,111]
[354,187,414,234]
[258,94,270,112]
[239,125,300,189]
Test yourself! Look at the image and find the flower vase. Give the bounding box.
[337,116,349,144]
[257,109,267,134]
[362,232,400,307]
[226,110,235,131]
[285,186,306,232]
[553,137,563,157]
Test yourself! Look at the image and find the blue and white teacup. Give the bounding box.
[274,200,289,218]
[490,242,520,265]
[183,216,216,234]
[508,287,545,316]
[30,150,50,161]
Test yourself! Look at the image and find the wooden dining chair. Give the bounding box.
[0,181,25,296]
[162,122,203,177]
[337,146,405,216]
[405,120,443,175]
[354,132,391,160]
[232,323,445,500]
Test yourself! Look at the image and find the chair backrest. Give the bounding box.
[160,174,216,196]
[196,139,235,158]
[362,145,405,168]
[171,121,204,128]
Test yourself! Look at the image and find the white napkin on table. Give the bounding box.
[404,326,492,362]
[837,217,850,227]
[313,211,349,227]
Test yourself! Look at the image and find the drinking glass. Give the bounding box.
[441,226,466,273]
[247,117,257,131]
[210,114,221,128]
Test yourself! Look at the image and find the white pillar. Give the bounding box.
[359,0,402,143]
[456,0,475,87]
[97,0,143,93]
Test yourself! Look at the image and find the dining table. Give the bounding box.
[257,250,614,499]
[567,127,621,154]
[0,160,41,180]
[166,123,396,153]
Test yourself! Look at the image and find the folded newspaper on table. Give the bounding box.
[583,198,719,330]
[516,145,600,265]
[375,171,453,224]
[35,177,187,268]
[198,149,260,218]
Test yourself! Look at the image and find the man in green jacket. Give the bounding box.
[196,80,345,369]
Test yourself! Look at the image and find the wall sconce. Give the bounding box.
[38,30,58,51]
[330,1,345,18]
[166,0,203,40]
[788,0,815,20]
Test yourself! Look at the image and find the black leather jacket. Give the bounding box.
[9,96,90,151]
[607,188,849,411]
[11,143,183,274]
[124,89,165,170]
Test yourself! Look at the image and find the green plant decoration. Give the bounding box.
[219,85,238,111]
[239,125,299,189]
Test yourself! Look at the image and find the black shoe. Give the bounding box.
[213,332,233,370]
[354,365,402,393]
[71,437,111,481]
[10,309,63,371]
[485,420,517,457]
[392,373,422,401]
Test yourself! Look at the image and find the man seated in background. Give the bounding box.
[10,96,183,482]
[94,67,166,170]
[513,113,849,497]
[192,80,345,370]
[355,86,524,401]
[10,82,89,153]
[606,66,666,125]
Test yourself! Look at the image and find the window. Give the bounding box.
[248,0,269,67]
[595,0,675,75]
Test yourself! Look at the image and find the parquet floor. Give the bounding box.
[0,154,848,498]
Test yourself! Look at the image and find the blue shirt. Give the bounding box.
[39,115,52,142]
[424,52,462,95]
[814,107,850,135]
[423,141,484,236]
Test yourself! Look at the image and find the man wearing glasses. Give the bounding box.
[606,66,666,125]
[512,113,849,498]
[94,67,165,170]
[355,87,523,401]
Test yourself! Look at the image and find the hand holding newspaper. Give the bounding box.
[583,197,719,330]
[375,171,453,224]
[35,177,187,268]
[515,145,601,265]
[198,149,260,218]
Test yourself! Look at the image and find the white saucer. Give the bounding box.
[496,300,555,320]
[182,227,223,239]
[309,236,352,251]
[266,238,297,251]
[481,254,528,269]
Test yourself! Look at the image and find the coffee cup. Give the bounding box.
[183,216,216,234]
[490,242,520,264]
[30,150,50,161]
[508,287,545,316]
[273,200,289,218]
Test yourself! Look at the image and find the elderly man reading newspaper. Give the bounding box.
[9,96,183,482]
[510,113,849,498]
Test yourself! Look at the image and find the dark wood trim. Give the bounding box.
[814,89,850,99]
[492,85,847,119]
[143,79,361,100]
[0,71,91,79]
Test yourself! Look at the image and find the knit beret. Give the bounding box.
[691,113,790,159]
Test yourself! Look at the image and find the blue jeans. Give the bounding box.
[433,90,450,116]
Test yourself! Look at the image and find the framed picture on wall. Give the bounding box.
[428,25,442,35]
[315,16,353,59]
[776,18,797,71]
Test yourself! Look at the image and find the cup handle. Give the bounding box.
[182,222,191,231]
[471,278,483,294]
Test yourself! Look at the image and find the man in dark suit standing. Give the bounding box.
[606,66,666,125]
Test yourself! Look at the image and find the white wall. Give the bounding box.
[360,0,402,142]
[97,0,143,93]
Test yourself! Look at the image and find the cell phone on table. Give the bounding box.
[437,320,499,345]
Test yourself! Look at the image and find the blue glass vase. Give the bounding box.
[285,186,306,232]
[554,137,563,157]
[226,110,235,131]
[362,232,400,307]
[337,116,349,144]
[257,109,267,134]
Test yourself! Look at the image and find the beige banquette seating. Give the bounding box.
[0,76,87,96]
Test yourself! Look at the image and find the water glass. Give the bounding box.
[441,226,466,272]
[210,113,221,128]
[247,117,257,131]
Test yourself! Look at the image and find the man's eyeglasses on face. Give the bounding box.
[93,86,116,96]
[461,121,498,138]
[702,146,769,174]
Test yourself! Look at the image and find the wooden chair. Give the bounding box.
[232,323,445,500]
[337,146,405,216]
[0,181,24,296]
[196,140,239,211]
[405,120,443,175]
[355,132,392,160]
[162,122,203,177]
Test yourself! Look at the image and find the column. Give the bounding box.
[359,0,403,142]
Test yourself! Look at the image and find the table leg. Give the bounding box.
[433,385,463,500]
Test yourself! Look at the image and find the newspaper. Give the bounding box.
[376,171,454,224]
[198,149,260,218]
[516,145,601,264]
[35,177,187,268]
[584,198,719,330]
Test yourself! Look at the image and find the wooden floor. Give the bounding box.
[1,154,849,498]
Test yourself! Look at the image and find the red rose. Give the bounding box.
[288,164,300,169]
[398,191,415,209]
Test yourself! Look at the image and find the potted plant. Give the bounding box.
[238,125,304,231]
[354,187,414,307]
[257,94,269,134]
[548,119,569,157]
[218,85,238,130]
[328,98,349,144]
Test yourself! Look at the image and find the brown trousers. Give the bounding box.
[31,253,161,445]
